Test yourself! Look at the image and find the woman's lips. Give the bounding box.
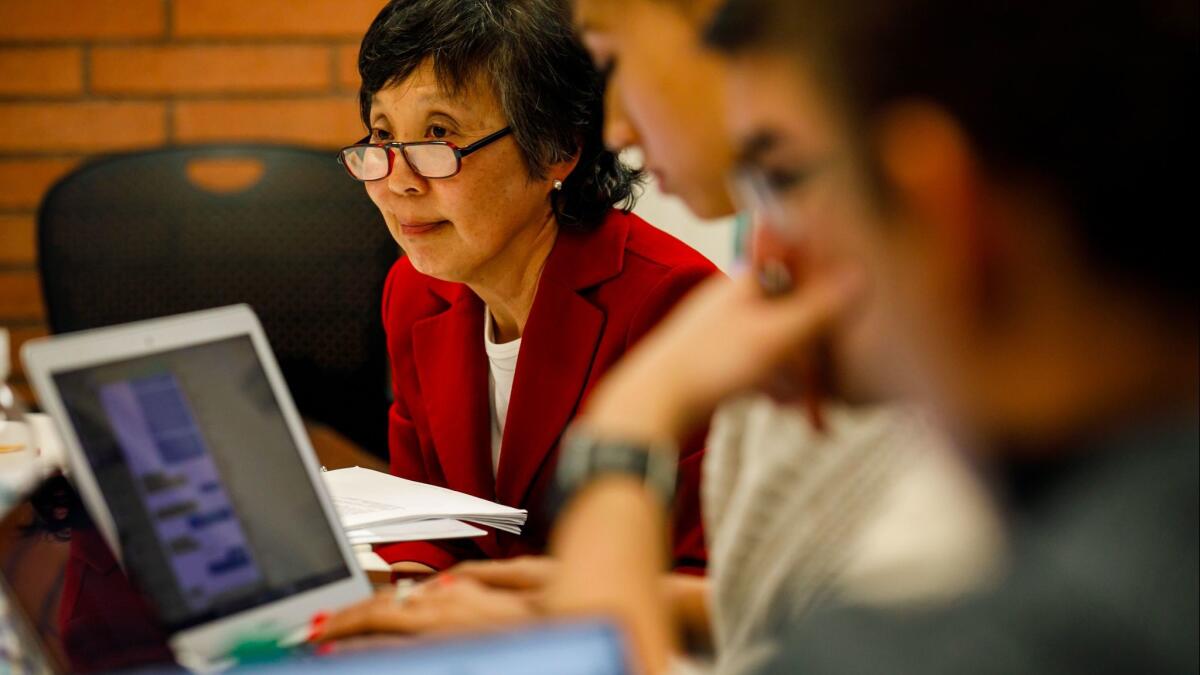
[399,220,448,236]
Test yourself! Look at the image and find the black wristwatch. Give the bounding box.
[554,424,679,508]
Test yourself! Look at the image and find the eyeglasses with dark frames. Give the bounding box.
[336,127,513,181]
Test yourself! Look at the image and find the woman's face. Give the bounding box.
[363,60,563,285]
[575,0,736,218]
[723,52,913,399]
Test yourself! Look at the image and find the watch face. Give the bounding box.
[594,448,649,475]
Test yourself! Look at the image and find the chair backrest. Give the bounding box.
[36,145,397,458]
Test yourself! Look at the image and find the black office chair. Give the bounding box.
[36,145,398,459]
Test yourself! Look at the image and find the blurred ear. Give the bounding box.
[874,102,1003,322]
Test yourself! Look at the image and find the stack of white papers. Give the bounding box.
[345,519,485,545]
[322,467,527,544]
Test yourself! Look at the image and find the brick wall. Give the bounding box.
[0,0,386,402]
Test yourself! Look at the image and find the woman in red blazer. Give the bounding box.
[375,209,713,573]
[337,0,715,574]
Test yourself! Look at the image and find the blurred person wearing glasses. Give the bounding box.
[547,0,1198,672]
[566,2,1000,670]
[336,0,714,581]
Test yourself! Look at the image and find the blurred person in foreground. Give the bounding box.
[316,0,1000,661]
[341,0,714,577]
[546,0,1198,672]
[569,3,1000,666]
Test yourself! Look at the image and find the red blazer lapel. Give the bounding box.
[494,217,630,507]
[495,284,603,507]
[412,285,497,502]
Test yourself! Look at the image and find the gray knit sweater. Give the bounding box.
[695,397,1001,675]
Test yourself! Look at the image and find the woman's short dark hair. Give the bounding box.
[705,0,1197,304]
[358,0,642,230]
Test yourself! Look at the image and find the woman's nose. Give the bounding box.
[603,80,640,152]
[386,150,429,196]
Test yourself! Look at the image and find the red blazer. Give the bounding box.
[374,209,716,572]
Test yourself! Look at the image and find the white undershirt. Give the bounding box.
[484,307,522,477]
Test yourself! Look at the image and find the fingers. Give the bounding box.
[746,267,864,351]
[448,556,555,591]
[320,578,457,640]
[316,593,427,642]
[716,267,862,416]
[315,576,538,643]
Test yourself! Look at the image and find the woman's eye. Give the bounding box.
[428,125,450,139]
[764,167,809,193]
[370,129,392,142]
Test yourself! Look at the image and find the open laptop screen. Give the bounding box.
[51,335,349,633]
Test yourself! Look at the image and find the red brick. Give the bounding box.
[91,45,331,95]
[0,215,35,266]
[173,0,386,39]
[0,0,164,40]
[0,103,166,153]
[173,98,363,148]
[337,43,361,91]
[0,48,83,96]
[0,270,43,320]
[0,159,81,210]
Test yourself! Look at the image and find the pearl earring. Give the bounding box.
[552,179,563,191]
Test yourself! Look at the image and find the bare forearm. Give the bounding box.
[548,476,678,674]
[544,340,713,672]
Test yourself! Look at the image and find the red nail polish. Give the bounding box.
[307,612,329,641]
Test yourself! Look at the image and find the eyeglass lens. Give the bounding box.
[402,144,459,178]
[341,144,460,180]
[342,146,389,180]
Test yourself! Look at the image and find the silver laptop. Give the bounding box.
[20,305,371,670]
